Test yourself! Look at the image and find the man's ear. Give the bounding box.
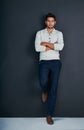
[55,21,56,25]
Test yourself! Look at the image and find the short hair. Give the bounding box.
[45,13,56,21]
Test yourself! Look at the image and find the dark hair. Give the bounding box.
[45,13,56,21]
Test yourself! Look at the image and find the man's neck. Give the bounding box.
[46,27,54,34]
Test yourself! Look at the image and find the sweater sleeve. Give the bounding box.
[54,32,64,51]
[35,31,46,52]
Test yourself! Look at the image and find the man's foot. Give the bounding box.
[46,116,54,125]
[41,92,48,103]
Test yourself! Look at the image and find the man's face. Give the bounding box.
[45,17,56,29]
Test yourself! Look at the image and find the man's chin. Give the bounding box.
[47,26,54,29]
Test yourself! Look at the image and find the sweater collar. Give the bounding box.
[45,27,56,34]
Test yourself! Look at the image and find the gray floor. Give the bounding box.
[0,117,84,130]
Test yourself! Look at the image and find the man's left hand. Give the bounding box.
[40,42,49,46]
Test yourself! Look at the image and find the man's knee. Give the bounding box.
[39,78,48,87]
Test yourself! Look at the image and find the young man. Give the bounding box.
[35,13,64,125]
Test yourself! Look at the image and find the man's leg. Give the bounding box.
[39,60,50,103]
[47,60,62,116]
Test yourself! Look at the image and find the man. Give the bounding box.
[34,13,64,125]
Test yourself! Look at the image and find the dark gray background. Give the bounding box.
[0,0,84,117]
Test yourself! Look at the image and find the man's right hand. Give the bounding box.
[45,46,51,51]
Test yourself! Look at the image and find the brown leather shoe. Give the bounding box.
[41,92,48,103]
[46,116,54,125]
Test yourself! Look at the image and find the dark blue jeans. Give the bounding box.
[38,59,62,116]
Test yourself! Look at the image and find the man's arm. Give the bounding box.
[35,31,46,52]
[54,32,64,51]
[41,32,64,51]
[41,42,54,49]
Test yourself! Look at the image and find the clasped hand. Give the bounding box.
[40,42,49,46]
